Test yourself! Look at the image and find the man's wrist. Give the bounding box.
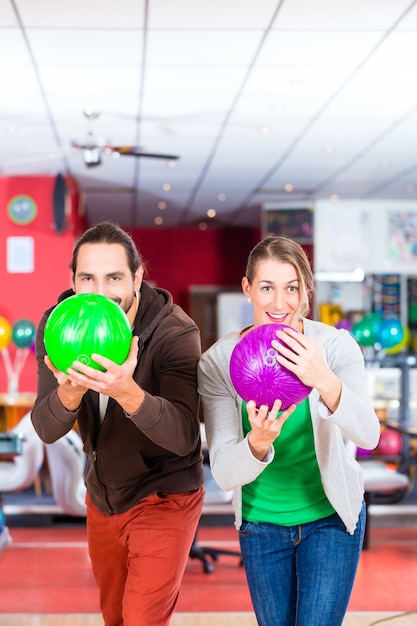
[117,382,145,416]
[56,385,83,412]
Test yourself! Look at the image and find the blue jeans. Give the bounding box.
[238,501,366,626]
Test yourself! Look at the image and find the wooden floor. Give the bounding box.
[0,613,416,626]
[1,510,417,625]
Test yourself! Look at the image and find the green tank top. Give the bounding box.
[242,400,335,525]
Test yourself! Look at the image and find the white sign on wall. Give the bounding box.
[6,236,34,273]
[314,200,417,275]
[217,293,253,339]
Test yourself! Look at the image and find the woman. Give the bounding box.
[197,236,380,626]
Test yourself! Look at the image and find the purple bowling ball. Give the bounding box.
[230,323,312,410]
[356,447,373,458]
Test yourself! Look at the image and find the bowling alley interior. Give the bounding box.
[3,1,417,625]
[1,187,417,626]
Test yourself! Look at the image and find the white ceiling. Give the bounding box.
[2,0,417,229]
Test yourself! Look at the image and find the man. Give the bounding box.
[32,221,204,626]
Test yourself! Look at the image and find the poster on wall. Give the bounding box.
[387,212,417,263]
[262,205,313,243]
[314,199,417,274]
[7,236,34,273]
[330,205,371,267]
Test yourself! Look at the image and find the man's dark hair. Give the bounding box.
[70,221,144,278]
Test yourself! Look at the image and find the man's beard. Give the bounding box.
[112,293,135,315]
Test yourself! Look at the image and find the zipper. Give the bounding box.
[92,448,115,514]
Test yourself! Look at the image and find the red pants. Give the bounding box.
[86,487,204,626]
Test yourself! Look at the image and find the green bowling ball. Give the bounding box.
[44,293,132,374]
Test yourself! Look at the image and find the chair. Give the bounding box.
[360,458,410,549]
[345,439,410,549]
[0,412,45,494]
[189,425,242,573]
[45,429,87,517]
[189,463,242,573]
[0,412,45,551]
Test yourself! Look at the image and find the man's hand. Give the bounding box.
[44,354,86,411]
[66,336,145,415]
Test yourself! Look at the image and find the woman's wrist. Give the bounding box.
[315,372,342,413]
[247,432,270,461]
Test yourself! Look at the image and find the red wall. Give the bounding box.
[0,175,86,393]
[132,227,261,311]
[1,177,314,396]
[0,177,260,394]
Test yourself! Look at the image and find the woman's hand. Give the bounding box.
[272,327,342,412]
[246,399,296,461]
[272,327,328,388]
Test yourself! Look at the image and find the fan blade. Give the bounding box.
[71,139,179,163]
[71,141,90,150]
[109,146,179,160]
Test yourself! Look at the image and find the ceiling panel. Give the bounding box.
[274,0,414,29]
[2,0,417,229]
[148,0,279,29]
[27,30,145,64]
[14,0,145,28]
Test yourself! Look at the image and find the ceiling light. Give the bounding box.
[154,216,163,225]
[330,194,339,201]
[284,184,294,193]
[314,268,365,283]
[217,193,226,202]
[199,222,208,231]
[158,201,167,210]
[162,183,171,191]
[207,209,216,218]
[168,160,177,168]
[83,108,101,120]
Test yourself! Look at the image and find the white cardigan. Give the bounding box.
[197,318,381,534]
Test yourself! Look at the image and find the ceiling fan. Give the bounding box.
[71,110,180,168]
